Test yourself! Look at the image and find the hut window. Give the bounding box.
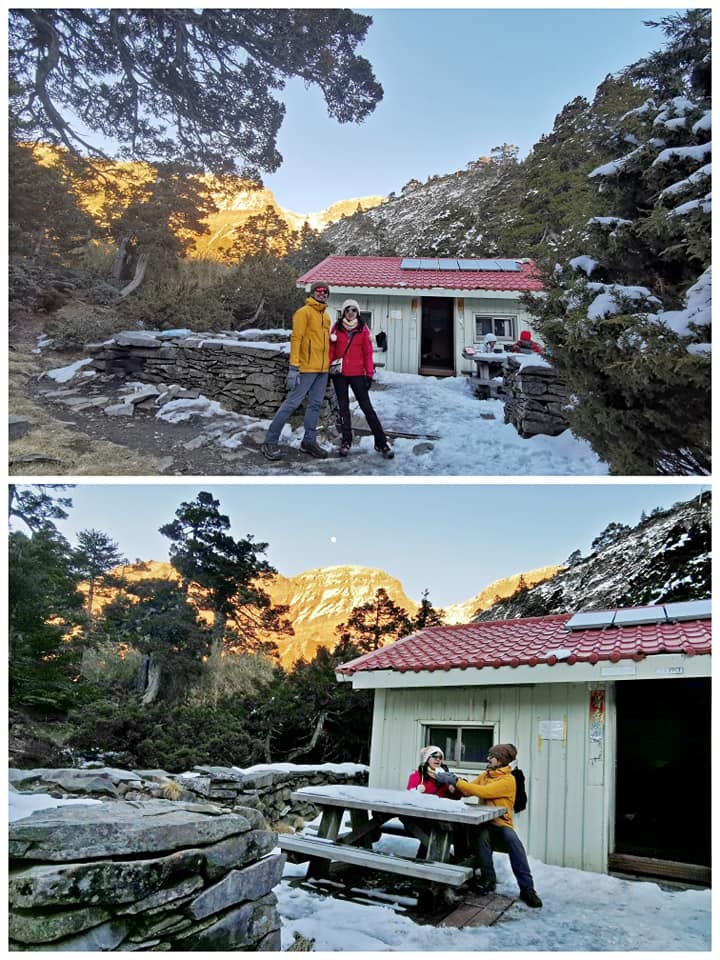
[474,315,516,341]
[424,725,495,769]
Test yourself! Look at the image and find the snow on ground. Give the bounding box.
[223,370,607,476]
[279,845,711,952]
[278,809,711,953]
[44,357,94,383]
[44,360,607,475]
[10,788,711,953]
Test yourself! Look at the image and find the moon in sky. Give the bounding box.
[330,536,337,543]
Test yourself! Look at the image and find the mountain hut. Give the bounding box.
[335,599,711,886]
[297,255,544,377]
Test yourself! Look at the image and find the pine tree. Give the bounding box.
[99,578,211,705]
[591,522,631,553]
[72,529,127,625]
[9,526,86,712]
[159,492,289,676]
[333,587,413,654]
[528,10,711,475]
[8,483,73,533]
[9,9,383,176]
[413,589,446,629]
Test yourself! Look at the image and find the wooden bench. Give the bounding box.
[278,834,472,887]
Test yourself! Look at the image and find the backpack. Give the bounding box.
[512,768,528,813]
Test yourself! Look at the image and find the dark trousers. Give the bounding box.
[332,375,387,447]
[473,823,534,891]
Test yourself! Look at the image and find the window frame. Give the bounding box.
[474,314,517,342]
[420,720,497,771]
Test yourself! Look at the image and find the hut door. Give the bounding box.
[611,678,710,885]
[420,297,454,375]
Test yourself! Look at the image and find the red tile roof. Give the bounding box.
[297,256,544,292]
[337,610,711,676]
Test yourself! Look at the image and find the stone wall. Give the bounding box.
[86,330,333,420]
[9,764,368,951]
[9,799,283,951]
[10,763,368,830]
[502,357,571,438]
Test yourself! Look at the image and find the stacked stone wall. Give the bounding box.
[87,331,305,419]
[9,764,368,951]
[9,799,283,951]
[503,358,571,438]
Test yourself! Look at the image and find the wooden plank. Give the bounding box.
[277,835,472,886]
[608,853,710,885]
[440,893,515,928]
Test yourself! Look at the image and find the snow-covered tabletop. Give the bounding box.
[292,784,503,824]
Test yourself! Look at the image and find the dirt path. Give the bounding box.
[8,319,364,477]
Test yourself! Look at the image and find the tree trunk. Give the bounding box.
[111,235,137,283]
[141,657,162,706]
[119,253,149,298]
[284,710,327,761]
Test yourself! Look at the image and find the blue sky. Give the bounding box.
[44,482,705,607]
[263,6,684,212]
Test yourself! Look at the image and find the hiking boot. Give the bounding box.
[300,439,328,459]
[470,876,497,896]
[519,887,543,908]
[261,442,283,461]
[375,443,395,459]
[338,443,351,457]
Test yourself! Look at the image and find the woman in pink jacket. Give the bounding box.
[406,745,461,799]
[329,300,394,459]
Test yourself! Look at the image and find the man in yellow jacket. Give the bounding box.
[435,743,543,908]
[262,280,332,460]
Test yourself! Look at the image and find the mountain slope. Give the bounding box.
[264,565,418,666]
[474,494,711,622]
[443,566,562,624]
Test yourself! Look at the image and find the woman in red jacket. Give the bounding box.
[406,745,460,799]
[329,300,394,459]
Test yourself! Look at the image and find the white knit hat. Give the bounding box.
[420,744,444,765]
[484,331,497,343]
[341,298,361,315]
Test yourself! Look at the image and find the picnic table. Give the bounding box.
[462,347,509,397]
[278,784,505,890]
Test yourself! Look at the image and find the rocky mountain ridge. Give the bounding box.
[92,560,561,667]
[474,494,711,622]
[87,495,709,667]
[193,180,385,258]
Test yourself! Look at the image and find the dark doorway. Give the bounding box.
[611,678,710,884]
[420,297,454,375]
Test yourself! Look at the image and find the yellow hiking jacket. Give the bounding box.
[455,765,516,829]
[289,297,331,373]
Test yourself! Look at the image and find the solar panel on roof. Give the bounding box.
[613,606,666,626]
[402,256,523,272]
[469,260,523,272]
[663,599,712,621]
[566,610,616,631]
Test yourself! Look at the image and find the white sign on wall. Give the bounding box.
[538,720,565,741]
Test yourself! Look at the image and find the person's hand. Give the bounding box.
[287,366,300,390]
[434,769,458,786]
[365,376,373,389]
